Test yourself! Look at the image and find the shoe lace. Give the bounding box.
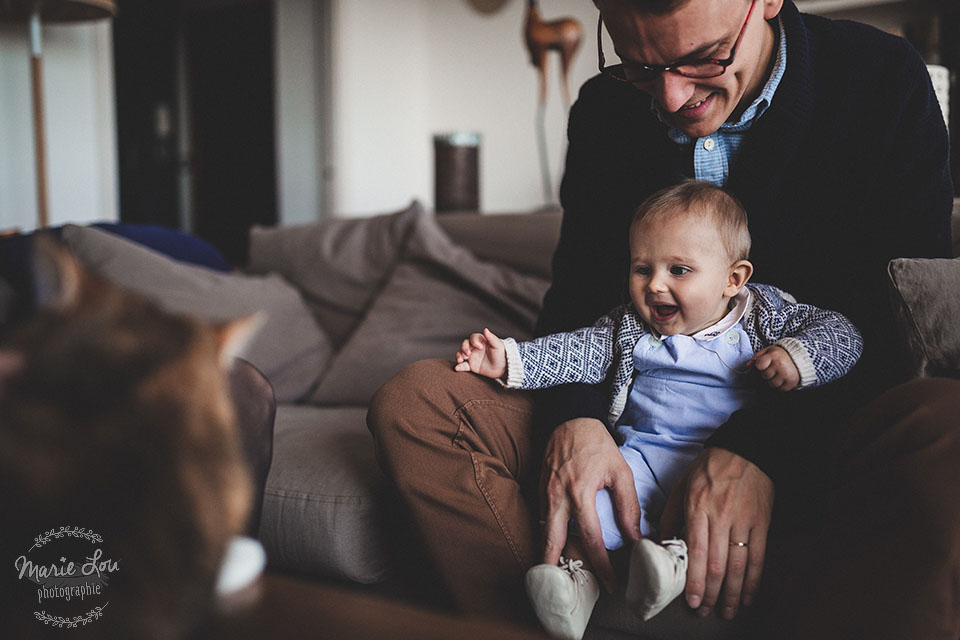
[558,556,587,586]
[661,539,688,580]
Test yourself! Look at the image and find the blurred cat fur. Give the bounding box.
[0,238,255,639]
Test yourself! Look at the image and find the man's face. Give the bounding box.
[597,0,782,139]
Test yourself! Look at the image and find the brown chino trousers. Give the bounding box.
[368,359,960,639]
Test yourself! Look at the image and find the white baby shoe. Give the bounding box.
[525,556,600,640]
[625,538,688,621]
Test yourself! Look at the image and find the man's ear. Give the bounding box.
[215,313,265,369]
[763,0,785,21]
[724,259,754,297]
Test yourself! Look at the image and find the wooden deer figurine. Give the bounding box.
[524,0,584,105]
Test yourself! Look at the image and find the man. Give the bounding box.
[369,0,959,637]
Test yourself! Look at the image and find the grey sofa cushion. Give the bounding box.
[258,405,392,584]
[887,256,960,379]
[60,225,332,403]
[437,210,562,280]
[248,201,424,348]
[309,209,550,406]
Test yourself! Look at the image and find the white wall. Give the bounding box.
[328,0,601,217]
[328,0,431,216]
[274,0,330,224]
[0,20,117,232]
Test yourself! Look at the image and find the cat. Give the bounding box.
[0,238,255,639]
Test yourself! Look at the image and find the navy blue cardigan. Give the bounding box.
[536,0,953,492]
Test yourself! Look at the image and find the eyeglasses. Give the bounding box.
[598,0,757,84]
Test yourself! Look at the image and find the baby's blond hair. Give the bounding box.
[631,180,752,262]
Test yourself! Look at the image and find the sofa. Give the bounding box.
[14,198,960,639]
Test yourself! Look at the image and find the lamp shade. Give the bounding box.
[0,0,115,22]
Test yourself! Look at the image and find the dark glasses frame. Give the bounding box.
[598,0,757,83]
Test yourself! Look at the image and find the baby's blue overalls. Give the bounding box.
[595,317,758,548]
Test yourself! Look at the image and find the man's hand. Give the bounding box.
[659,448,774,620]
[540,417,640,593]
[749,346,800,391]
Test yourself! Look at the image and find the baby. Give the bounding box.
[455,180,863,639]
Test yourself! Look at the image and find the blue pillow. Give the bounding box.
[91,223,231,272]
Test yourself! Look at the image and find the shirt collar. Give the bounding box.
[655,16,787,142]
[692,287,752,341]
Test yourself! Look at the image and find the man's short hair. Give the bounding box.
[631,180,752,262]
[592,0,694,16]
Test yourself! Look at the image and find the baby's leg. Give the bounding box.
[524,447,665,639]
[614,443,695,621]
[591,445,667,547]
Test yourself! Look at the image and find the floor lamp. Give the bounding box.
[0,0,116,228]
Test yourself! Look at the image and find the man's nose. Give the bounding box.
[652,72,696,113]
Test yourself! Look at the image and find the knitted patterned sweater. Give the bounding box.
[503,284,863,428]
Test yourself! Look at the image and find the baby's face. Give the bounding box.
[628,213,738,336]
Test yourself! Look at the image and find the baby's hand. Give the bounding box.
[454,328,507,379]
[749,346,800,391]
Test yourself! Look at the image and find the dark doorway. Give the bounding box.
[183,1,277,265]
[113,0,180,229]
[113,0,277,266]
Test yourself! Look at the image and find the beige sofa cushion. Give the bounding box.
[248,201,424,348]
[60,225,332,403]
[308,209,550,406]
[437,210,562,280]
[258,406,392,583]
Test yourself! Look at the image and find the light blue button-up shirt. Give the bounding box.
[655,17,788,187]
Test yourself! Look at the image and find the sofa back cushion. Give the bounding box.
[60,225,332,402]
[436,210,562,280]
[888,256,960,379]
[308,209,550,406]
[0,223,231,330]
[247,202,423,348]
[885,199,960,379]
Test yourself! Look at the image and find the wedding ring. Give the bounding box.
[729,541,749,548]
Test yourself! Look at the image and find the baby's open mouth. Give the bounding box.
[652,305,679,322]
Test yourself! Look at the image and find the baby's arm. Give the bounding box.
[455,328,506,379]
[453,306,627,390]
[747,284,864,390]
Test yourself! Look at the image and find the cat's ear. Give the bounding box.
[0,350,24,397]
[215,313,264,369]
[31,236,90,312]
